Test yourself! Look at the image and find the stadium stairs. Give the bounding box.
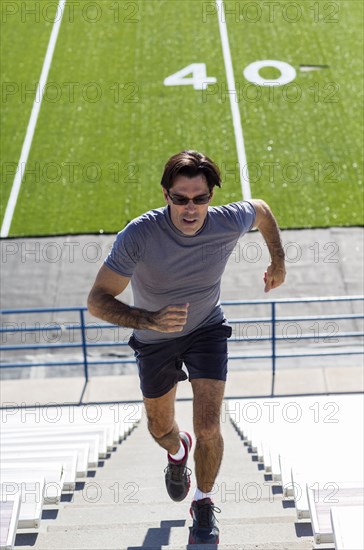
[1,387,363,549]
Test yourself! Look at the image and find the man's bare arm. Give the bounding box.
[250,199,286,292]
[87,264,188,332]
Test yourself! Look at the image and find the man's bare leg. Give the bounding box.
[191,378,225,493]
[144,384,193,502]
[143,385,180,454]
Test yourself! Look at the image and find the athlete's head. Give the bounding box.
[160,150,221,193]
[161,151,221,235]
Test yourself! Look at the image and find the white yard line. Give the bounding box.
[1,0,67,238]
[215,0,251,200]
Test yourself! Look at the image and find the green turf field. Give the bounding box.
[1,0,363,236]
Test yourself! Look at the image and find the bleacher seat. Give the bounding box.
[0,402,142,549]
[1,450,82,479]
[330,505,364,550]
[0,493,20,550]
[229,394,364,548]
[307,482,364,544]
[1,444,90,476]
[1,458,75,491]
[293,462,363,519]
[1,429,107,458]
[1,478,44,529]
[1,469,64,505]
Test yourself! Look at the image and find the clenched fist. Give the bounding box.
[264,263,286,293]
[147,303,189,332]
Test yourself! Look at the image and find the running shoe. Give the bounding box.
[189,497,221,544]
[164,431,192,502]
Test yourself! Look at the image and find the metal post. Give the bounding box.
[80,309,89,382]
[271,302,276,378]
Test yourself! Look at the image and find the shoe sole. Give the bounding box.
[188,533,220,544]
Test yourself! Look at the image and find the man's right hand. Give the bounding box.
[88,265,190,332]
[146,303,189,332]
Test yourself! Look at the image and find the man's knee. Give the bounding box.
[147,417,174,440]
[194,399,223,440]
[194,420,221,441]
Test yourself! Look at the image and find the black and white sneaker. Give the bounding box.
[189,497,221,544]
[164,431,192,502]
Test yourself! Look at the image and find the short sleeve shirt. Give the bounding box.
[105,201,256,342]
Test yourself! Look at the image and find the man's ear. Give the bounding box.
[162,188,169,203]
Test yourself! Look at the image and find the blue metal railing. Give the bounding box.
[1,296,363,383]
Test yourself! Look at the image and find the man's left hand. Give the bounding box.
[264,263,286,292]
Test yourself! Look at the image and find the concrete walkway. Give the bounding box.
[1,227,363,310]
[1,367,363,408]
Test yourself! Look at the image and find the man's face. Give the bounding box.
[163,174,213,235]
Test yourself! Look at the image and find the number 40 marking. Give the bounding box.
[164,60,296,89]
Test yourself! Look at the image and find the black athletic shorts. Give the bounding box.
[128,321,232,399]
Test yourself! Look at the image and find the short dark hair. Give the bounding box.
[160,150,221,192]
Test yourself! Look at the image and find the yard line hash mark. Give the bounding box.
[1,0,67,238]
[215,0,251,200]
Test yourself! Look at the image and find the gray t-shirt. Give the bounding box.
[105,201,256,343]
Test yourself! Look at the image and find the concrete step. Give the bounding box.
[15,522,315,550]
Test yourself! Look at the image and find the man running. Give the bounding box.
[87,150,286,544]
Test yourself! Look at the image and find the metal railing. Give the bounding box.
[1,296,363,384]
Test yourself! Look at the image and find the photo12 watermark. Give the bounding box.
[201,80,340,105]
[1,402,143,424]
[2,160,139,185]
[1,240,111,264]
[2,81,140,105]
[222,399,340,425]
[1,1,141,24]
[218,160,341,186]
[200,240,340,265]
[201,2,340,24]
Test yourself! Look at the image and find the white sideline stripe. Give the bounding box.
[0,0,67,238]
[215,0,251,200]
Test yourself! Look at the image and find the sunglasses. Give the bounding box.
[167,192,211,205]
